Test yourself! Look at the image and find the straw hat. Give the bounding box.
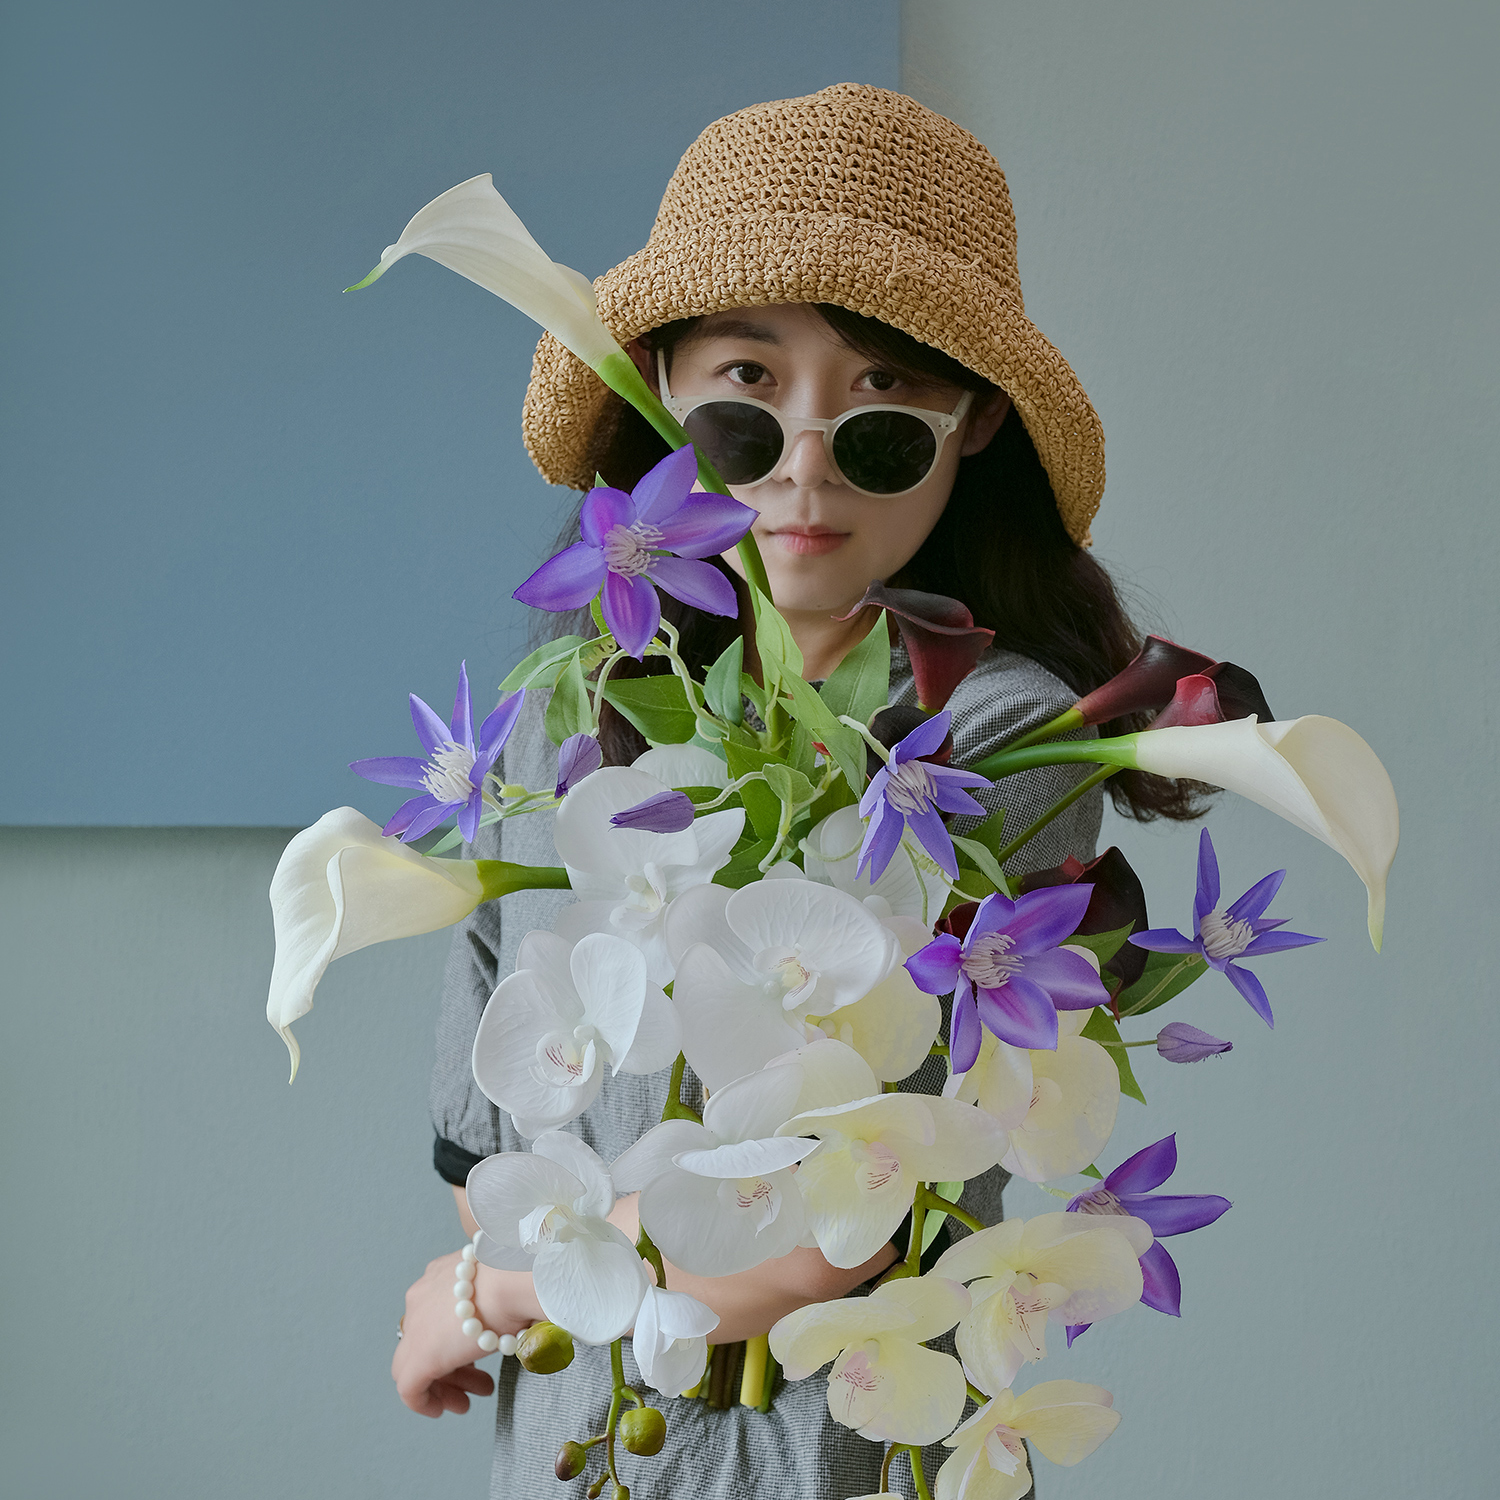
[521,83,1104,546]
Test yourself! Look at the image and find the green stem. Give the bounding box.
[990,765,1119,867]
[907,1445,934,1500]
[1104,1038,1162,1049]
[474,861,571,902]
[905,1187,929,1276]
[1117,955,1200,1018]
[593,349,772,600]
[1001,704,1087,753]
[635,1224,666,1290]
[880,1444,898,1492]
[757,1350,778,1414]
[970,732,1141,783]
[916,1186,985,1235]
[966,1381,988,1407]
[660,1052,702,1124]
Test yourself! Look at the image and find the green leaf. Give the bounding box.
[922,1180,966,1251]
[1114,950,1209,1018]
[713,834,775,889]
[738,673,768,725]
[754,590,804,683]
[763,763,816,810]
[600,674,697,745]
[1079,1164,1103,1180]
[589,597,609,637]
[951,834,1006,893]
[780,673,865,801]
[543,652,590,745]
[968,808,1006,860]
[804,772,858,829]
[1064,923,1135,970]
[498,635,590,694]
[1080,1009,1147,1105]
[724,741,787,841]
[818,612,890,725]
[704,637,745,725]
[788,717,817,780]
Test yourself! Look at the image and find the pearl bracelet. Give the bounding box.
[453,1233,518,1357]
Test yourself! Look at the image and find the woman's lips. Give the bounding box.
[768,527,849,557]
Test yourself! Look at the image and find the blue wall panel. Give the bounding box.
[1,0,898,824]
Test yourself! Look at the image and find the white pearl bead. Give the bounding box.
[455,1298,476,1320]
[453,1282,471,1299]
[455,1259,475,1282]
[461,1244,477,1262]
[498,1333,518,1356]
[462,1317,483,1338]
[476,1330,500,1353]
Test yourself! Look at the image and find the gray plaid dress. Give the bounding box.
[430,646,1101,1499]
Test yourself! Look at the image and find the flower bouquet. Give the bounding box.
[266,175,1398,1500]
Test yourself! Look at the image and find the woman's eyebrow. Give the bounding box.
[679,316,783,348]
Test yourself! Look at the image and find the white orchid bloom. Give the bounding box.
[614,1062,821,1276]
[937,1381,1120,1500]
[465,1132,648,1345]
[632,1284,719,1398]
[346,173,622,369]
[268,807,515,1080]
[948,1011,1120,1183]
[934,1212,1151,1390]
[472,931,679,1137]
[632,743,730,791]
[552,766,744,986]
[1126,715,1398,949]
[664,880,903,1091]
[779,1094,1010,1269]
[803,803,953,927]
[770,1275,971,1445]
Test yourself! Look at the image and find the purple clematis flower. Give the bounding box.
[1130,828,1324,1028]
[350,664,524,843]
[905,884,1110,1058]
[555,733,603,798]
[513,445,755,659]
[857,711,991,884]
[1064,1133,1231,1340]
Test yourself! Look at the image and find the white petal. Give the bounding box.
[513,929,580,1009]
[554,768,700,878]
[645,1284,720,1341]
[775,1038,882,1115]
[471,1229,532,1272]
[902,1097,1011,1183]
[615,982,681,1075]
[569,933,648,1065]
[675,808,748,890]
[266,809,483,1076]
[700,1061,805,1143]
[464,1152,582,1248]
[662,881,744,970]
[530,1132,615,1220]
[804,804,953,926]
[870,1275,973,1343]
[612,1119,713,1194]
[813,968,942,1084]
[932,1221,1026,1286]
[532,1232,649,1345]
[673,1136,819,1178]
[769,1296,914,1380]
[1001,1034,1120,1182]
[633,744,731,790]
[950,1035,1035,1133]
[827,1338,967,1445]
[793,1141,914,1269]
[639,1167,805,1276]
[673,943,808,1091]
[1009,1380,1120,1465]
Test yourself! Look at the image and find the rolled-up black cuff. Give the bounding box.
[433,1133,485,1187]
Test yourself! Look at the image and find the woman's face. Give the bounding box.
[647,304,1010,619]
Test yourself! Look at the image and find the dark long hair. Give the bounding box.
[535,306,1207,822]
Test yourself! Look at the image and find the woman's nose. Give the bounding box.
[779,427,837,490]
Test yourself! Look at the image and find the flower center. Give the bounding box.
[601,521,664,578]
[518,1202,582,1252]
[531,1029,598,1089]
[718,1176,782,1233]
[882,758,938,816]
[422,740,477,804]
[1072,1187,1125,1216]
[1199,909,1255,960]
[851,1140,902,1194]
[984,1424,1027,1476]
[964,932,1024,989]
[834,1345,883,1397]
[755,946,816,1010]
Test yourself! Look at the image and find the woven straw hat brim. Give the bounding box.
[522,212,1104,545]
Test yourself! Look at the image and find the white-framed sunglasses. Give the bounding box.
[658,350,973,498]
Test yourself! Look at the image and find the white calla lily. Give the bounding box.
[472,931,679,1137]
[613,1062,819,1276]
[553,766,744,985]
[465,1132,648,1344]
[934,1212,1151,1391]
[937,1380,1120,1500]
[803,803,953,927]
[268,807,509,1080]
[948,1011,1120,1182]
[665,880,903,1090]
[347,173,623,369]
[779,1095,1009,1269]
[770,1275,971,1445]
[1127,715,1398,949]
[632,1284,719,1397]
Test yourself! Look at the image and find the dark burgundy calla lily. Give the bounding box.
[1018,846,1151,988]
[1073,635,1273,727]
[837,582,994,713]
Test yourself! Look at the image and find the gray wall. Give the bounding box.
[3,1,1495,1498]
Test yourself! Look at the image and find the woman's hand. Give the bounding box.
[392,1250,543,1418]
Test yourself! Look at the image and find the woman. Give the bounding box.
[394,84,1197,1498]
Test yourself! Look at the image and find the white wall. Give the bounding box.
[905,3,1496,1496]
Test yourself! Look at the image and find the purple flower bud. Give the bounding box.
[610,790,696,833]
[1156,1021,1233,1063]
[555,733,603,798]
[836,582,994,713]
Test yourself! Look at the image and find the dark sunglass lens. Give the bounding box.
[833,410,937,495]
[683,402,784,485]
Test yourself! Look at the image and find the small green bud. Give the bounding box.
[612,1487,629,1500]
[585,1477,606,1500]
[619,1406,666,1457]
[516,1322,575,1374]
[554,1441,588,1481]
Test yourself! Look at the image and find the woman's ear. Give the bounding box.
[960,389,1013,457]
[625,337,658,394]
